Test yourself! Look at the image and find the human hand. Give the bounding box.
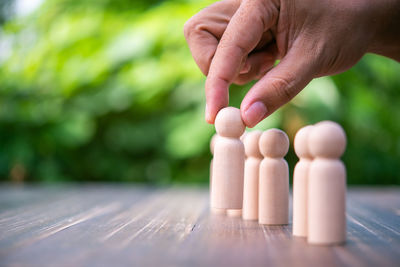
[184,0,400,127]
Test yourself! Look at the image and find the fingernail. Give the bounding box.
[244,101,267,127]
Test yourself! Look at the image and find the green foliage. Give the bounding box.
[0,0,399,184]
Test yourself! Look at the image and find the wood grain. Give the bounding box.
[0,185,399,267]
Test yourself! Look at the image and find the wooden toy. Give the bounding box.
[211,107,245,209]
[258,129,289,225]
[307,121,346,245]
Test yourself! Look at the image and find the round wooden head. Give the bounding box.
[244,130,262,158]
[215,107,245,138]
[210,133,218,155]
[308,121,346,158]
[294,125,314,159]
[259,129,289,158]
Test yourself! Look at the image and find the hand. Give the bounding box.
[184,0,400,127]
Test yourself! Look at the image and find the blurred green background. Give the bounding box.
[0,0,399,185]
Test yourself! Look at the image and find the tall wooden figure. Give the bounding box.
[308,121,346,245]
[242,130,262,220]
[211,107,245,209]
[293,126,314,237]
[259,129,289,225]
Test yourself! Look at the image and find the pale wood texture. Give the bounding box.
[293,158,311,236]
[226,209,242,217]
[211,207,226,215]
[0,185,400,267]
[242,130,262,221]
[212,137,245,209]
[308,159,346,245]
[308,121,347,245]
[209,133,217,207]
[212,107,245,209]
[259,129,289,225]
[293,125,314,237]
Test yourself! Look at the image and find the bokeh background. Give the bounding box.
[0,0,399,185]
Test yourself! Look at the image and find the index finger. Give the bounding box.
[205,0,278,123]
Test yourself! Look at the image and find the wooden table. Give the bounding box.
[0,185,399,267]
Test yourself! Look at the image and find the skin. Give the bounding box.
[184,0,400,127]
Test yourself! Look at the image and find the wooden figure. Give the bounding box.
[307,121,346,245]
[242,130,262,221]
[293,125,314,237]
[258,129,289,225]
[211,107,245,209]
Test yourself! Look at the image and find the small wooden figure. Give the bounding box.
[259,129,289,225]
[293,125,314,237]
[242,130,262,221]
[307,121,346,245]
[211,107,245,209]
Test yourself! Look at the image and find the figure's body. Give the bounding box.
[308,121,347,245]
[211,107,245,209]
[227,132,248,216]
[242,130,262,220]
[258,129,289,225]
[210,134,226,215]
[293,126,314,237]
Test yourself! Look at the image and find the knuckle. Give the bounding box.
[183,21,192,39]
[183,18,196,39]
[184,19,208,42]
[242,0,278,31]
[269,76,295,101]
[218,38,248,57]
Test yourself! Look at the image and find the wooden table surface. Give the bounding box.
[0,184,399,267]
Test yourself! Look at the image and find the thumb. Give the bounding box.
[240,46,318,127]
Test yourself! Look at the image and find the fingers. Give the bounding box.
[183,0,239,76]
[234,44,278,85]
[183,25,218,76]
[205,0,279,123]
[240,45,318,127]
